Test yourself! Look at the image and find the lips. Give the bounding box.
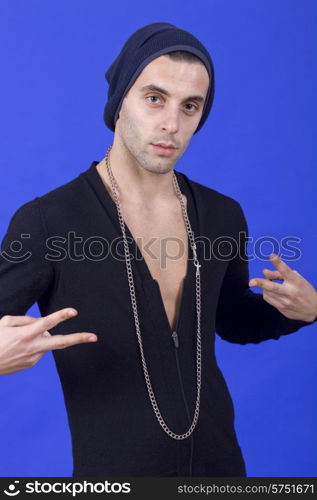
[151,143,177,157]
[152,143,176,149]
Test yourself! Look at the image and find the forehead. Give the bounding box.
[131,55,210,97]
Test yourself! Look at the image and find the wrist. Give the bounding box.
[306,292,317,322]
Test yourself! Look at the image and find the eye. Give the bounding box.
[146,95,161,104]
[185,103,198,112]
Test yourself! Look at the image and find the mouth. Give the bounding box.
[150,143,177,157]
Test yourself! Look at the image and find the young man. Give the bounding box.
[0,22,316,477]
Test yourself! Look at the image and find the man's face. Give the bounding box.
[115,55,210,175]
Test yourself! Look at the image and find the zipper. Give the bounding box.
[172,331,179,348]
[172,329,194,477]
[153,263,194,475]
[169,262,194,476]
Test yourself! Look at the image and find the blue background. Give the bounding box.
[0,0,316,477]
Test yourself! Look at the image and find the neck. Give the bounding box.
[100,142,176,205]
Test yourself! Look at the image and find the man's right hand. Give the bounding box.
[0,308,98,375]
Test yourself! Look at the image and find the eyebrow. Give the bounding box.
[140,84,205,104]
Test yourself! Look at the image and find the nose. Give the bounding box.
[160,105,180,135]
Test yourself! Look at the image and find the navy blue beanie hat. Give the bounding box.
[103,22,215,134]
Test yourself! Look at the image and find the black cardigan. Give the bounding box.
[0,161,315,477]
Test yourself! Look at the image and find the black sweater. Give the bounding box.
[0,161,315,477]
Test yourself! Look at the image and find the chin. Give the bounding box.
[146,159,176,175]
[138,153,175,175]
[143,165,172,175]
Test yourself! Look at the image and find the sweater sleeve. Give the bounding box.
[215,201,317,344]
[0,198,55,319]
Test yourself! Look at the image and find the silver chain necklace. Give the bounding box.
[103,144,202,440]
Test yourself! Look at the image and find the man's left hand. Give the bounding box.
[249,253,317,322]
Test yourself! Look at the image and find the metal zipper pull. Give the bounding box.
[172,331,179,348]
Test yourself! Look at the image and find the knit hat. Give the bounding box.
[103,22,215,134]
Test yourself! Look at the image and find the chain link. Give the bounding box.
[102,145,202,440]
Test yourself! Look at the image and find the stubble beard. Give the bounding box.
[118,104,185,175]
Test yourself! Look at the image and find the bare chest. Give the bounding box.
[121,196,188,332]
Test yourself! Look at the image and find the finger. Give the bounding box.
[264,267,300,281]
[40,332,98,351]
[262,269,283,280]
[262,291,284,309]
[263,289,293,309]
[263,288,286,300]
[269,253,293,280]
[19,308,78,338]
[1,315,38,327]
[249,277,285,294]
